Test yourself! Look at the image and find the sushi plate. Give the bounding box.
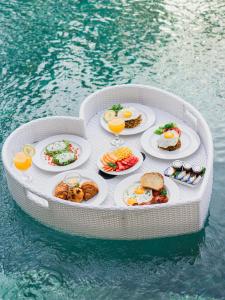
[141,123,200,160]
[33,134,91,172]
[100,103,156,135]
[114,172,180,207]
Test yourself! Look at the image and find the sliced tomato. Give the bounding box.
[173,127,181,136]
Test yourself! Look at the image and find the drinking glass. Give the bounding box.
[13,152,32,182]
[108,117,125,147]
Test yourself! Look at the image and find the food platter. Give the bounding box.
[33,134,91,172]
[49,170,108,206]
[141,123,200,160]
[100,103,156,135]
[114,173,180,207]
[97,148,144,175]
[2,84,213,240]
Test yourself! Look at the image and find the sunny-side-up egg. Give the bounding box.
[124,183,152,205]
[157,130,179,149]
[117,107,140,121]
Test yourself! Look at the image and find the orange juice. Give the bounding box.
[13,152,32,171]
[108,118,125,135]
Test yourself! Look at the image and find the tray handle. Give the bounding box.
[26,190,49,209]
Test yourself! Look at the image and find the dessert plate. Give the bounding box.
[100,103,156,135]
[141,124,200,160]
[33,134,91,172]
[114,172,179,207]
[49,170,108,206]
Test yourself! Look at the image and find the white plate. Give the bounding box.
[141,124,200,160]
[114,172,180,207]
[33,134,91,172]
[49,170,108,206]
[100,103,156,135]
[97,149,143,176]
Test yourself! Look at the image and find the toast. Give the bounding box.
[159,139,181,151]
[140,172,164,191]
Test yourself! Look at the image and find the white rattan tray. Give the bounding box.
[2,85,213,239]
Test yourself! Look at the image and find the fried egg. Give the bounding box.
[117,107,140,120]
[124,183,152,205]
[157,130,179,148]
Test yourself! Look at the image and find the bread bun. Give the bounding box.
[140,172,164,191]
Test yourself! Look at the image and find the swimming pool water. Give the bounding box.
[1,0,225,299]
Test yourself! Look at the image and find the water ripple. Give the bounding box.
[1,0,225,299]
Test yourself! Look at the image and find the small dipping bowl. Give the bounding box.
[63,172,81,188]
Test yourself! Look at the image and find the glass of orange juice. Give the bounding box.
[108,117,125,147]
[13,152,32,182]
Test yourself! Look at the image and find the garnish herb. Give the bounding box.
[107,162,117,169]
[154,122,177,135]
[110,104,123,115]
[200,167,206,175]
[160,188,167,196]
[174,171,179,177]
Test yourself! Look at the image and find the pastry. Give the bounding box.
[81,181,99,200]
[54,181,69,200]
[68,187,84,202]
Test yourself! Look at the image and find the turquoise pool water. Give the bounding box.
[1,0,225,299]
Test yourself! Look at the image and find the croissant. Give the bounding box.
[81,181,99,200]
[54,182,69,200]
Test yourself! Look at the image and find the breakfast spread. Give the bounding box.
[164,160,206,186]
[124,172,169,206]
[54,174,99,203]
[100,147,139,172]
[103,104,142,128]
[154,123,182,151]
[44,140,79,166]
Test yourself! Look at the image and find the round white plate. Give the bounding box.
[100,103,156,135]
[97,149,143,176]
[49,170,108,206]
[114,172,180,207]
[141,123,200,160]
[33,134,91,172]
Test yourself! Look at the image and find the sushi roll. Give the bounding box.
[52,151,76,166]
[192,165,202,175]
[45,140,70,156]
[172,160,183,171]
[181,173,191,182]
[164,167,175,177]
[192,176,202,185]
[183,162,192,172]
[187,175,196,184]
[176,170,186,180]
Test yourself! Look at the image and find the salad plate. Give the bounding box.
[141,122,200,160]
[49,170,108,206]
[97,147,144,175]
[33,134,91,172]
[100,103,156,135]
[114,172,179,207]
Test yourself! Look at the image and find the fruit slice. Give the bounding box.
[127,198,138,206]
[23,144,36,157]
[104,110,116,122]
